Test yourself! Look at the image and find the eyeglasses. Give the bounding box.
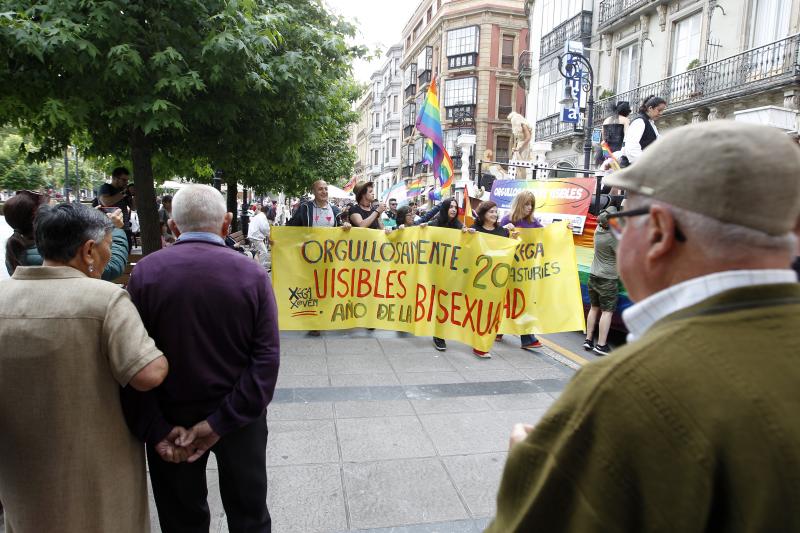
[606,206,687,242]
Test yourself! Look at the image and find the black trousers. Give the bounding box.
[147,417,271,533]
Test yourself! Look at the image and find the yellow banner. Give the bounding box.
[271,224,584,351]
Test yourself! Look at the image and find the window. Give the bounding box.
[444,76,477,120]
[444,77,477,107]
[427,6,432,22]
[385,144,389,163]
[671,12,703,75]
[414,137,425,163]
[498,85,513,119]
[373,150,379,166]
[417,47,434,85]
[501,36,515,68]
[540,0,582,35]
[413,21,423,41]
[495,136,511,163]
[750,0,791,47]
[391,139,397,158]
[404,64,417,88]
[447,26,480,69]
[616,42,639,94]
[536,60,559,119]
[402,103,417,128]
[393,96,398,113]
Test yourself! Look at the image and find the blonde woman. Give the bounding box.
[499,190,542,229]
[498,190,543,351]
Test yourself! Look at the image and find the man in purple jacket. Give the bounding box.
[123,184,280,533]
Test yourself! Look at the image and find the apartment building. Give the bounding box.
[521,0,800,168]
[350,89,373,185]
[363,44,405,200]
[400,0,529,199]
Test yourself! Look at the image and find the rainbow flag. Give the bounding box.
[428,188,442,202]
[407,178,424,198]
[416,76,454,190]
[342,176,357,192]
[600,141,621,171]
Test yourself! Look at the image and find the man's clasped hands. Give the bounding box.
[154,420,221,464]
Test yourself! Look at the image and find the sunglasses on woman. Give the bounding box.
[606,206,687,242]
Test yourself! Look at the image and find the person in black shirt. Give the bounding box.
[349,182,385,230]
[99,166,136,248]
[471,200,515,238]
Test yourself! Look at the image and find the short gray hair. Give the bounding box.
[171,184,226,233]
[35,202,113,262]
[626,194,798,259]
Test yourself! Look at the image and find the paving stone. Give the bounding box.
[337,416,436,462]
[335,518,485,532]
[266,420,339,466]
[442,453,508,518]
[443,350,515,371]
[533,378,572,393]
[326,338,383,355]
[410,396,493,415]
[268,402,334,421]
[267,464,347,533]
[277,354,328,376]
[388,352,459,373]
[280,338,326,356]
[343,458,468,530]
[330,372,401,387]
[479,393,555,412]
[148,469,225,533]
[456,369,527,383]
[327,353,395,374]
[378,336,440,353]
[276,374,330,389]
[418,411,517,456]
[520,364,575,381]
[334,399,415,419]
[396,371,466,385]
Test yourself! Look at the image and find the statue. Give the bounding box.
[508,112,532,162]
[508,112,532,178]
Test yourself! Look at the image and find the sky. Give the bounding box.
[323,0,417,83]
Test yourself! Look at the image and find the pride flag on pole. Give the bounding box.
[416,76,454,192]
[407,178,424,198]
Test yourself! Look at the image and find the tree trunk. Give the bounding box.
[129,128,161,256]
[226,177,239,232]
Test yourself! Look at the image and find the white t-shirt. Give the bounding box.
[248,212,270,241]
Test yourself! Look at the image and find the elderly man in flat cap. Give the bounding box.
[487,121,800,532]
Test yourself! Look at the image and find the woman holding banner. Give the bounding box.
[471,201,543,355]
[427,199,476,353]
[497,192,545,352]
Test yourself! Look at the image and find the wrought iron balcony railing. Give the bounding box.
[598,0,649,28]
[535,113,579,142]
[541,11,593,58]
[594,33,800,126]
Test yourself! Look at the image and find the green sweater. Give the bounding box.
[487,283,800,532]
[5,228,129,281]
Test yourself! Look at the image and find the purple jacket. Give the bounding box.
[122,237,280,443]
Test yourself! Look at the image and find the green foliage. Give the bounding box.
[598,89,616,101]
[0,0,364,252]
[0,132,45,191]
[686,59,701,70]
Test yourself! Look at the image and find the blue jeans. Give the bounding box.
[521,334,539,347]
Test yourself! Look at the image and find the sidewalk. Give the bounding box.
[0,328,576,533]
[145,329,577,533]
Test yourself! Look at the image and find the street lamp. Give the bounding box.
[558,50,601,214]
[557,51,594,172]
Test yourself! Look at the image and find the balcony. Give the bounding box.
[518,51,533,90]
[594,33,800,126]
[404,84,417,100]
[598,0,649,29]
[418,70,432,88]
[535,113,579,142]
[540,11,593,59]
[402,165,414,178]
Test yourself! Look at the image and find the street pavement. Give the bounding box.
[140,329,580,533]
[0,328,581,533]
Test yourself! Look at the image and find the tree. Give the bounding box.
[0,0,363,254]
[0,131,45,191]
